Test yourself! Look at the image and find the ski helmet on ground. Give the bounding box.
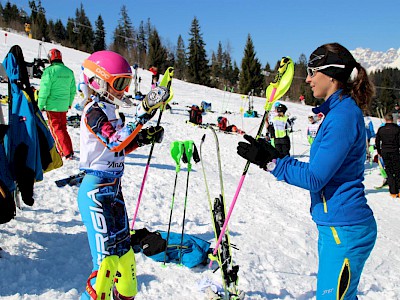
[48,48,62,62]
[83,50,132,106]
[276,104,287,114]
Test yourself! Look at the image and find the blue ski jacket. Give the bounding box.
[272,90,374,226]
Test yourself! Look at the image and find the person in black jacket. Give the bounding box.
[375,113,400,198]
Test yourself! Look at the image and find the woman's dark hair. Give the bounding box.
[323,43,375,110]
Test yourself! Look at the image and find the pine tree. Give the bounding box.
[210,52,219,88]
[371,69,399,116]
[49,19,66,43]
[111,5,135,62]
[137,21,147,67]
[65,18,77,48]
[147,28,167,72]
[221,44,238,90]
[187,17,209,85]
[93,15,106,52]
[3,2,23,30]
[295,53,316,105]
[29,0,48,41]
[210,42,224,88]
[175,35,187,80]
[239,34,263,95]
[72,4,94,53]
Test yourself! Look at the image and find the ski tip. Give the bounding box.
[201,134,206,142]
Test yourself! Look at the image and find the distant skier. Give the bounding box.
[74,65,90,111]
[299,94,305,105]
[306,113,320,145]
[266,101,280,145]
[391,102,400,124]
[364,111,376,161]
[269,103,293,157]
[78,51,168,300]
[375,113,400,198]
[149,66,159,89]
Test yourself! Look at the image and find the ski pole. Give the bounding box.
[178,140,194,265]
[178,140,200,264]
[131,67,174,229]
[163,141,184,266]
[210,57,294,263]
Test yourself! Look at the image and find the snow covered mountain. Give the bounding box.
[351,47,400,72]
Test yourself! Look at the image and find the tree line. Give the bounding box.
[0,0,399,116]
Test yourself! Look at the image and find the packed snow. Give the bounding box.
[0,30,399,300]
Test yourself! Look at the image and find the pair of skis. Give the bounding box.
[209,57,294,263]
[201,57,294,299]
[200,127,244,300]
[163,140,200,265]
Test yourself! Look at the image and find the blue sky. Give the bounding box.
[9,0,400,67]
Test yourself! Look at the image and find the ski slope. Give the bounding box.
[0,30,399,300]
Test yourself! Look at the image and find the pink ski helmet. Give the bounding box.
[83,50,132,104]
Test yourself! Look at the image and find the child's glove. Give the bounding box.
[137,126,164,146]
[142,86,169,113]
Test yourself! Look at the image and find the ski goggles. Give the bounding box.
[306,64,345,78]
[110,75,132,92]
[83,60,133,93]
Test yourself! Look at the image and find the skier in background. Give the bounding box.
[78,50,168,300]
[266,101,280,145]
[75,65,90,111]
[391,102,400,124]
[237,42,377,299]
[375,113,400,198]
[38,48,76,160]
[269,103,293,157]
[364,111,376,161]
[149,66,159,89]
[299,94,305,105]
[306,114,320,145]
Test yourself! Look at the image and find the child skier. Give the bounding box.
[306,114,320,145]
[269,103,293,157]
[78,50,169,300]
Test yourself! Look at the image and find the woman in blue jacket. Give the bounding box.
[237,43,376,299]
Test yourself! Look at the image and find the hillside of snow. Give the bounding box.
[0,30,400,300]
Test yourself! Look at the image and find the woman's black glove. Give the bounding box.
[237,134,281,169]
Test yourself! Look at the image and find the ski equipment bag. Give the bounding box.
[189,105,202,124]
[217,117,228,131]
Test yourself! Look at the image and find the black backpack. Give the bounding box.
[189,105,202,125]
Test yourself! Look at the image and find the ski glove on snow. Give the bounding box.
[137,125,164,146]
[237,134,281,169]
[142,86,170,113]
